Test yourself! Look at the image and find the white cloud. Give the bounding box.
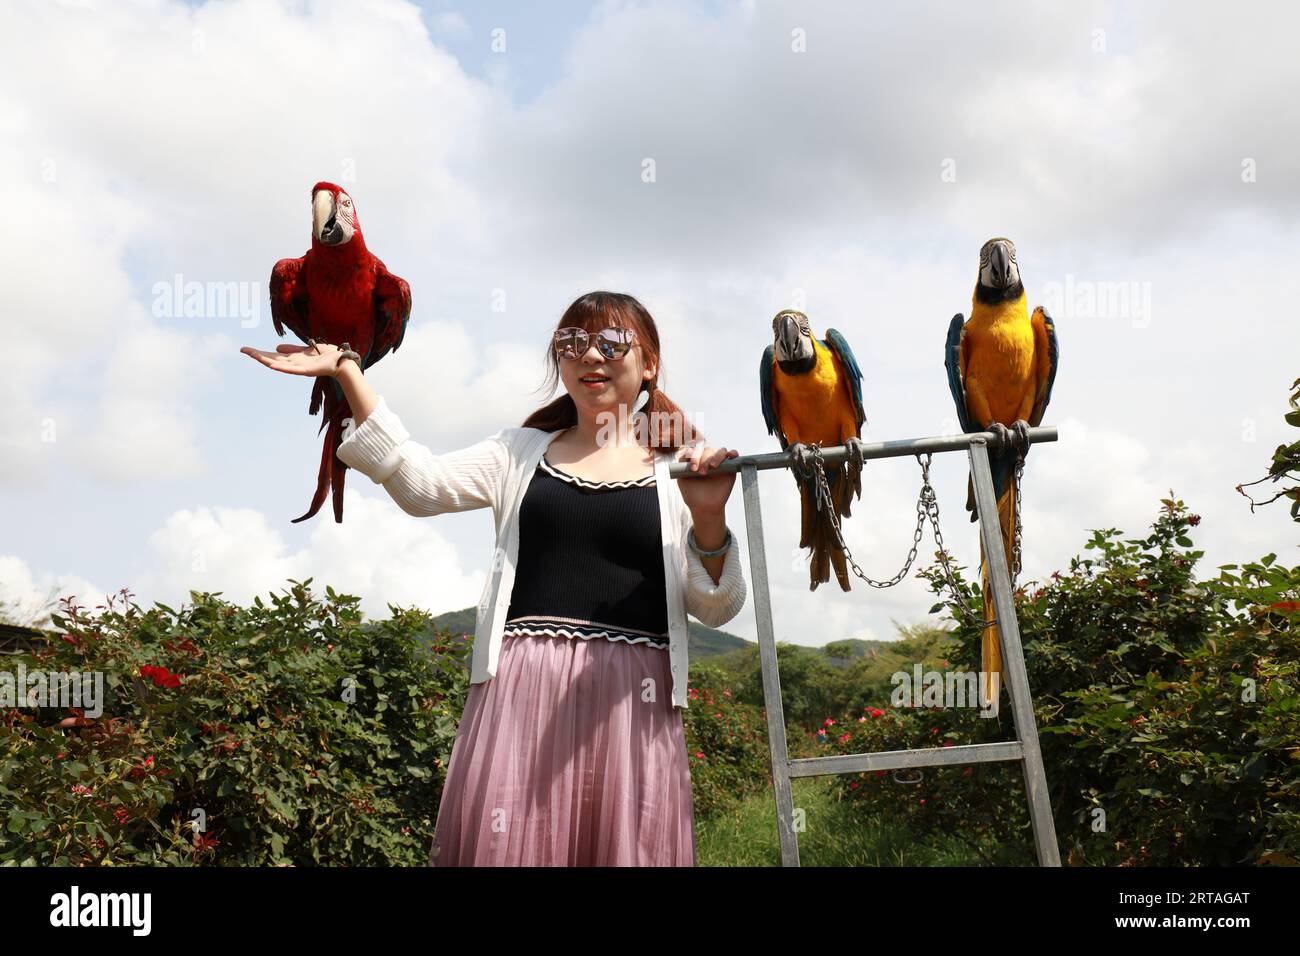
[4,0,1298,651]
[0,555,107,628]
[131,490,486,619]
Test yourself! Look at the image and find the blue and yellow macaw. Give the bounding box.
[945,237,1059,707]
[760,310,867,591]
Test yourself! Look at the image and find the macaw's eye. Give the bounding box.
[342,199,351,207]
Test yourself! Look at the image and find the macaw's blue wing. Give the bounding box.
[759,344,787,449]
[944,313,978,434]
[1029,305,1059,427]
[823,328,865,429]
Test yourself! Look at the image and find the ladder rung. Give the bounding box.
[787,741,1025,778]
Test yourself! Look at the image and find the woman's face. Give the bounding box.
[559,326,655,419]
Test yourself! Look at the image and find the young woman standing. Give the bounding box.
[242,291,748,865]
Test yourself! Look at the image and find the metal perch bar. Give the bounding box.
[667,425,1058,477]
[665,424,1062,867]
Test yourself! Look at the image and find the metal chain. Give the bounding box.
[1011,446,1026,585]
[796,443,991,626]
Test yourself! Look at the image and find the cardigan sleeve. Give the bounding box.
[335,395,510,517]
[680,504,748,627]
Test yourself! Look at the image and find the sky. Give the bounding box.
[2,0,1298,649]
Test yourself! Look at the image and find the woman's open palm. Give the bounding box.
[240,341,348,378]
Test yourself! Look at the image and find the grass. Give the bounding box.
[695,776,987,866]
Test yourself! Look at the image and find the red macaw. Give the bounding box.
[270,182,411,523]
[760,310,867,591]
[945,237,1059,707]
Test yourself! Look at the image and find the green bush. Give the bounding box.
[682,662,772,819]
[1,580,469,866]
[818,497,1300,866]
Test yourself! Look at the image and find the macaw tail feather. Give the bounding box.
[292,378,352,524]
[834,459,862,519]
[976,474,1017,708]
[798,470,851,592]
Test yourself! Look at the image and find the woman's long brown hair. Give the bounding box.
[521,291,703,452]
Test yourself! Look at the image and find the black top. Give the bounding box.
[502,454,669,649]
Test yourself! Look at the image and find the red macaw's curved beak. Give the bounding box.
[312,187,355,246]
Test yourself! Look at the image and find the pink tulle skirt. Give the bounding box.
[428,632,697,866]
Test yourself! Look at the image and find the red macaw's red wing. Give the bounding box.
[267,184,412,523]
[366,258,411,366]
[269,256,310,342]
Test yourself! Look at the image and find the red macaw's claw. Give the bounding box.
[335,342,362,368]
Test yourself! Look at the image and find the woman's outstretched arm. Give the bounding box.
[334,360,379,428]
[241,341,508,516]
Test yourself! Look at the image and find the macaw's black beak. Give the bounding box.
[988,243,1013,288]
[776,312,802,355]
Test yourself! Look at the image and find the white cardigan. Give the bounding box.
[334,396,749,709]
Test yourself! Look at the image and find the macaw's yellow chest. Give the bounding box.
[965,301,1037,425]
[773,339,851,444]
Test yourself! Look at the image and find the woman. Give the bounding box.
[241,291,748,866]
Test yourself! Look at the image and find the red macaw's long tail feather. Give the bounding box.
[292,378,353,523]
[976,474,1016,708]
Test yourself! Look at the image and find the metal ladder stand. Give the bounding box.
[669,426,1061,866]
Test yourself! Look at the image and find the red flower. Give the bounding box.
[870,708,885,718]
[693,751,705,760]
[140,665,183,688]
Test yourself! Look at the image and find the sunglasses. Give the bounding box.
[553,326,638,360]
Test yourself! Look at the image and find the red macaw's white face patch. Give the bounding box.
[311,185,358,246]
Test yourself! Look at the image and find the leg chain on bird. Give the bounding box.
[800,443,993,629]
